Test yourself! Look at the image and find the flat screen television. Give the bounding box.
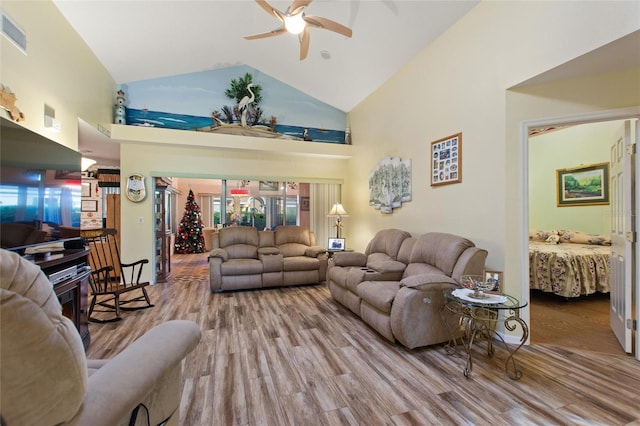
[1,117,82,253]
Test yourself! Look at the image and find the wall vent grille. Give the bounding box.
[1,11,27,54]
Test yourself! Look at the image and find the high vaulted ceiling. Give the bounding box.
[53,0,479,113]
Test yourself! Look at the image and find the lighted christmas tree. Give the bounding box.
[174,189,206,254]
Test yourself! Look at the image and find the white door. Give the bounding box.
[610,120,634,353]
[635,119,640,361]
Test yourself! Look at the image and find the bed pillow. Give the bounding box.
[559,230,611,246]
[529,230,558,242]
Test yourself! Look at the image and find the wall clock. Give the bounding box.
[126,173,146,202]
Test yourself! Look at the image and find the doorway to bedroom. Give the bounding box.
[527,119,633,356]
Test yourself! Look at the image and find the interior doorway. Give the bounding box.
[524,111,639,358]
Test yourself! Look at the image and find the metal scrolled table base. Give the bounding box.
[441,298,528,380]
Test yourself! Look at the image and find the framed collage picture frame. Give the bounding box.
[430,132,462,186]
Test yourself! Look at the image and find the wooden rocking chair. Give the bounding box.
[81,228,154,322]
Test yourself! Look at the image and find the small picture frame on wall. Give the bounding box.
[81,182,91,197]
[483,269,503,294]
[81,200,98,212]
[300,196,310,211]
[430,132,462,186]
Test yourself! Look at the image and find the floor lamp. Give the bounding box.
[328,203,348,238]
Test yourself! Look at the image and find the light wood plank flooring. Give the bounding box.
[87,253,640,425]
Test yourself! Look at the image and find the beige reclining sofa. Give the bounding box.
[208,225,327,292]
[327,229,487,349]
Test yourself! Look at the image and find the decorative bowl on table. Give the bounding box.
[461,275,494,299]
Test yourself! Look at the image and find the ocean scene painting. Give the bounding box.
[125,108,345,144]
[120,65,348,144]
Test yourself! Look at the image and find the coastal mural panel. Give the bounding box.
[118,65,347,144]
[369,156,412,214]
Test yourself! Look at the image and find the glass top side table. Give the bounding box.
[442,288,529,380]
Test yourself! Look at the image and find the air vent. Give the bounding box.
[1,11,27,54]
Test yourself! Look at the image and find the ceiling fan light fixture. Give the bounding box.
[284,14,305,34]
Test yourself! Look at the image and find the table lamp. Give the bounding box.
[328,203,348,238]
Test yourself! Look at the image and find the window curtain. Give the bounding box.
[199,194,213,228]
[310,183,341,248]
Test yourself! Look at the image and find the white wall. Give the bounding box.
[349,1,640,299]
[115,125,350,281]
[0,1,114,150]
[529,121,622,235]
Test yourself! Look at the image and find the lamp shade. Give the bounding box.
[328,203,348,216]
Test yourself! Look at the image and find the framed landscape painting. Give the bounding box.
[556,162,609,206]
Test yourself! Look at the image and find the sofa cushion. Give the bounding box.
[275,225,311,246]
[219,227,259,248]
[278,243,308,258]
[357,281,401,314]
[225,244,259,260]
[403,262,444,278]
[259,230,275,248]
[408,232,474,277]
[220,258,263,275]
[365,229,411,260]
[283,256,319,272]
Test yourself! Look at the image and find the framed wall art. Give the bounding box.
[430,132,462,186]
[259,181,279,191]
[368,156,412,214]
[556,162,609,206]
[81,182,91,197]
[300,196,310,211]
[81,200,98,212]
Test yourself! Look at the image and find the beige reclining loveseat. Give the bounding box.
[327,229,487,349]
[208,225,327,292]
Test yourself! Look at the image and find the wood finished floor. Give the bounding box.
[530,290,627,356]
[86,253,640,425]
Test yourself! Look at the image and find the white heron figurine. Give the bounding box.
[238,83,255,127]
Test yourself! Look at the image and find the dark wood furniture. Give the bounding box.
[155,178,173,282]
[36,247,91,349]
[81,228,153,322]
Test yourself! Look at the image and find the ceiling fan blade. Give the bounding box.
[244,27,287,40]
[288,0,312,15]
[299,27,310,60]
[256,0,285,21]
[303,15,352,38]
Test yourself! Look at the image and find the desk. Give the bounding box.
[442,288,528,380]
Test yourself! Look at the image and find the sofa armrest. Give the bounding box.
[208,248,229,262]
[71,321,201,426]
[401,273,458,290]
[332,251,367,267]
[305,245,326,258]
[258,247,280,256]
[366,259,406,275]
[451,247,488,282]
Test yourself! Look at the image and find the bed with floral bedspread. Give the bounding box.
[529,230,611,298]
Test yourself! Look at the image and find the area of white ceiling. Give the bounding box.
[53,0,479,113]
[54,2,638,167]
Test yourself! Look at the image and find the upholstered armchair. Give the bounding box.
[0,249,201,426]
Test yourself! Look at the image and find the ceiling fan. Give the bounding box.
[244,0,353,60]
